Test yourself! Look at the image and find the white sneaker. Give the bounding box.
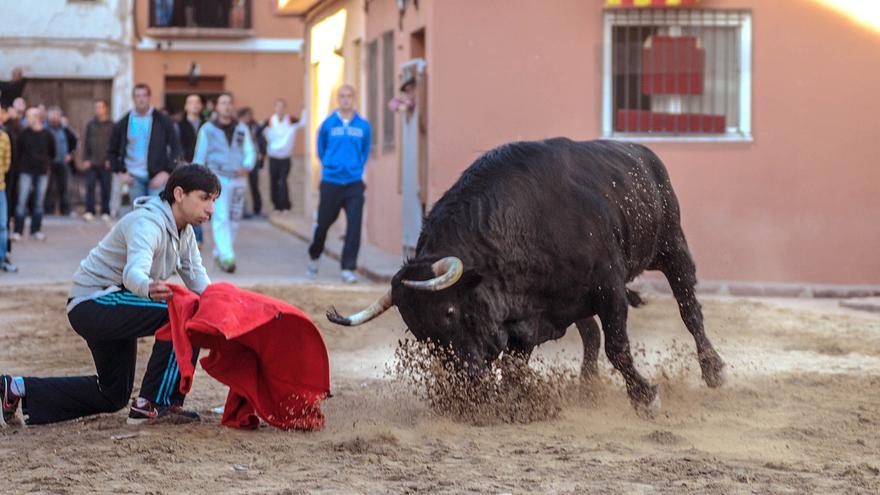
[100,213,112,222]
[31,232,46,242]
[82,212,95,222]
[9,233,21,242]
[306,259,319,280]
[341,270,358,284]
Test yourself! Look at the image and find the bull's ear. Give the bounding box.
[461,269,482,289]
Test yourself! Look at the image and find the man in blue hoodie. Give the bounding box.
[307,84,372,284]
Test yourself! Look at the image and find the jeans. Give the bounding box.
[15,173,49,235]
[268,157,291,211]
[128,175,159,202]
[85,166,112,215]
[44,161,71,215]
[211,175,247,263]
[308,181,365,270]
[0,193,7,262]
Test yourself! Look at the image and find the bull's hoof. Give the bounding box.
[580,361,600,382]
[700,354,727,388]
[631,384,660,418]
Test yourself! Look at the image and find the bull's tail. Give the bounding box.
[626,289,645,308]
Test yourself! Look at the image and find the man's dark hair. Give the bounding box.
[236,106,253,119]
[95,98,108,107]
[133,83,151,96]
[218,91,234,102]
[160,164,221,204]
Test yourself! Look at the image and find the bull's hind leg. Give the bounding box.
[597,288,659,414]
[575,317,601,380]
[657,235,727,388]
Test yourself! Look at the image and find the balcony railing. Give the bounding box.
[148,0,253,38]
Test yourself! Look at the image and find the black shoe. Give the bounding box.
[1,375,21,427]
[127,399,200,425]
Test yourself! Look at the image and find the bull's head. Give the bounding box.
[326,256,505,374]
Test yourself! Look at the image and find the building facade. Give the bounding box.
[295,0,879,287]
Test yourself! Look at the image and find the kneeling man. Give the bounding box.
[2,164,220,426]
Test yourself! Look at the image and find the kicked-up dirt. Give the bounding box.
[1,283,879,494]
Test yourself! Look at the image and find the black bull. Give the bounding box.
[327,138,726,412]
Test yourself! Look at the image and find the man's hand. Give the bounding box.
[104,160,111,170]
[148,280,173,302]
[82,160,92,170]
[149,170,170,190]
[237,168,250,177]
[116,172,133,185]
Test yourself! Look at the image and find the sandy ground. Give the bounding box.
[1,283,879,494]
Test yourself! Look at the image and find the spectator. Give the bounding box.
[13,108,55,242]
[2,107,23,258]
[262,98,306,216]
[307,84,371,284]
[237,106,265,218]
[178,94,206,244]
[82,99,114,221]
[0,123,15,272]
[192,92,255,273]
[108,83,182,204]
[44,107,78,216]
[0,68,26,110]
[178,94,204,162]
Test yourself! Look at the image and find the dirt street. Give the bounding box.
[1,283,878,494]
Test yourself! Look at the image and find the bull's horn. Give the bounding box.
[402,256,464,291]
[326,289,393,326]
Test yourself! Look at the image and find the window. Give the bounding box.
[603,9,751,140]
[367,39,379,155]
[382,30,395,152]
[149,0,252,30]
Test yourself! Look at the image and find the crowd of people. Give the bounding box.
[0,68,372,284]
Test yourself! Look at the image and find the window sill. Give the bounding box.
[603,133,753,143]
[146,27,255,39]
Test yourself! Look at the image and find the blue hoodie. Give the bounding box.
[316,111,371,185]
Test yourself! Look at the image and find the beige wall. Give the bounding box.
[361,0,879,285]
[133,0,305,120]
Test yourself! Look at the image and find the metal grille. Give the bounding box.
[382,30,396,151]
[149,0,252,29]
[367,39,379,154]
[608,9,749,136]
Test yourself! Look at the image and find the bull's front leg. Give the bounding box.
[575,317,601,380]
[596,287,659,415]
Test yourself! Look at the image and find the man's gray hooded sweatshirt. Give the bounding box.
[68,196,210,310]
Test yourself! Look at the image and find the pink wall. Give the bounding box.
[362,0,431,254]
[364,0,880,285]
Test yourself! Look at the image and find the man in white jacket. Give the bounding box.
[262,98,306,215]
[1,164,219,427]
[192,92,255,273]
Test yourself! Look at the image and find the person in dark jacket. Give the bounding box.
[0,68,26,110]
[107,83,182,202]
[178,94,204,163]
[237,106,266,218]
[43,107,78,216]
[82,99,114,221]
[13,108,55,241]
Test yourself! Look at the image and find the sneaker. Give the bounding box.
[82,212,95,222]
[1,262,18,273]
[306,259,319,280]
[31,232,46,242]
[1,375,21,427]
[9,233,21,242]
[127,399,201,425]
[214,256,236,274]
[341,269,358,284]
[100,213,112,222]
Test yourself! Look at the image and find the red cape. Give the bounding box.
[156,283,330,430]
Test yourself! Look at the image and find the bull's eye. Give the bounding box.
[446,306,455,318]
